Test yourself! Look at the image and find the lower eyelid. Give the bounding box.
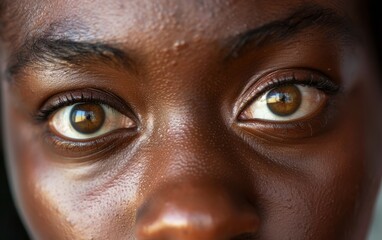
[41,128,138,161]
[237,112,334,140]
[236,92,338,140]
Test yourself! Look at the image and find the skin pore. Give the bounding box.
[1,0,382,239]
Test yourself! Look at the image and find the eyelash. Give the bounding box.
[33,89,138,159]
[34,88,134,123]
[237,69,340,117]
[35,74,339,126]
[233,69,341,140]
[33,69,339,157]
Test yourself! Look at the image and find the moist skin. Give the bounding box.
[1,0,382,239]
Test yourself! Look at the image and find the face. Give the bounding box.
[1,0,381,239]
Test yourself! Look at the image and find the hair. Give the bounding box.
[0,1,30,238]
[0,0,6,41]
[369,0,382,74]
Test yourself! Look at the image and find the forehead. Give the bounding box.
[3,0,356,46]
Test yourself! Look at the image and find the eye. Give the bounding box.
[240,84,327,122]
[49,102,136,140]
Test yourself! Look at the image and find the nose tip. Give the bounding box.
[135,182,260,240]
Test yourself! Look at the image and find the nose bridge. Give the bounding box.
[149,102,239,176]
[154,96,230,148]
[134,104,260,239]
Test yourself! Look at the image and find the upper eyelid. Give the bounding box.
[235,69,340,118]
[34,88,138,124]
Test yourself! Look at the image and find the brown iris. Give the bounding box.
[70,103,105,134]
[266,85,302,116]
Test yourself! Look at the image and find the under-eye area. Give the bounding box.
[236,69,340,139]
[0,0,380,239]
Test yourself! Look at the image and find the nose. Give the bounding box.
[135,182,260,240]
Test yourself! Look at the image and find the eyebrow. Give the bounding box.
[7,4,355,78]
[8,38,133,78]
[226,4,356,58]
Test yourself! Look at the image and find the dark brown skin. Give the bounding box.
[1,0,382,239]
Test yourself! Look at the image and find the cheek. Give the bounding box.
[2,89,144,239]
[248,148,363,239]
[1,68,377,240]
[245,91,366,239]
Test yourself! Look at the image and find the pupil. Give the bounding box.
[70,103,105,134]
[266,85,302,116]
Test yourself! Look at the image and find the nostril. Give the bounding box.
[134,182,260,240]
[231,232,259,240]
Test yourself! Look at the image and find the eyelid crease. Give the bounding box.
[34,88,137,124]
[236,69,340,119]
